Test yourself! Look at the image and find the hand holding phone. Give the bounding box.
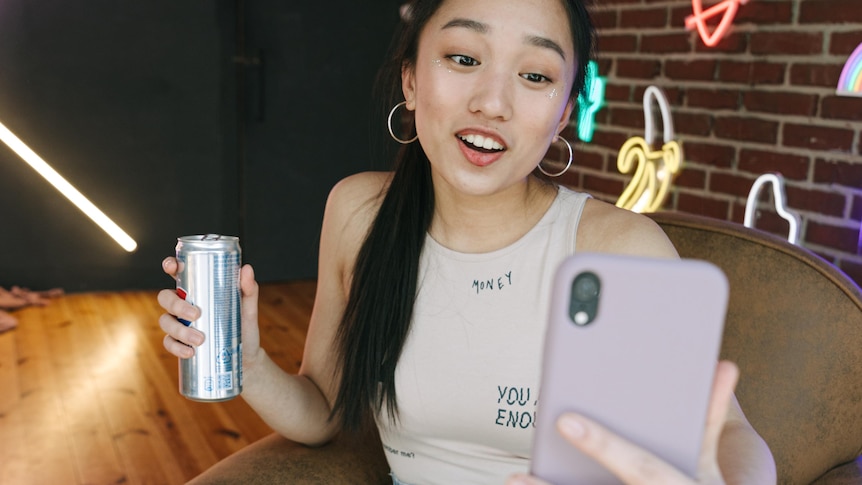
[530,253,729,484]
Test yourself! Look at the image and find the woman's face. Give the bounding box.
[403,0,576,197]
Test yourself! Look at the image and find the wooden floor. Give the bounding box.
[0,281,316,485]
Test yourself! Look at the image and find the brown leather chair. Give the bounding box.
[649,211,862,485]
[190,211,862,484]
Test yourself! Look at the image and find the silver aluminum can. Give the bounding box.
[175,234,242,401]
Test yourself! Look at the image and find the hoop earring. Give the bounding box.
[387,101,418,144]
[538,135,573,177]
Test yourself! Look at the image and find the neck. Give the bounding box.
[428,175,558,253]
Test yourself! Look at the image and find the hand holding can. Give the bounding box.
[175,234,242,402]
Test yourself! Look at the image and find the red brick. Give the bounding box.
[591,10,618,30]
[714,116,779,144]
[742,91,818,117]
[687,88,740,110]
[617,59,662,79]
[736,1,793,24]
[718,60,786,85]
[676,193,730,219]
[738,149,810,180]
[641,33,692,54]
[609,107,645,130]
[806,221,860,253]
[669,5,692,26]
[604,84,631,102]
[750,32,824,56]
[674,112,713,137]
[620,7,668,28]
[559,171,582,191]
[693,32,748,54]
[782,124,854,152]
[800,0,862,24]
[599,34,638,53]
[665,60,717,81]
[633,86,684,106]
[729,202,747,224]
[836,260,862,289]
[675,166,706,189]
[821,96,862,121]
[590,131,630,152]
[789,63,843,88]
[583,174,625,199]
[683,142,735,168]
[597,58,613,75]
[851,195,862,220]
[745,209,802,242]
[785,186,846,217]
[814,158,862,187]
[710,171,757,198]
[574,150,605,171]
[831,31,862,56]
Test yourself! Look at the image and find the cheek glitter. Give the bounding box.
[432,58,452,73]
[548,88,559,99]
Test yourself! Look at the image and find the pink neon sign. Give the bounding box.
[685,0,751,48]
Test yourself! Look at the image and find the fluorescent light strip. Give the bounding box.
[0,120,137,252]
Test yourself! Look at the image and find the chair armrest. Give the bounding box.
[188,429,390,485]
[810,457,862,485]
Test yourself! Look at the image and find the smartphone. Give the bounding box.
[530,252,729,484]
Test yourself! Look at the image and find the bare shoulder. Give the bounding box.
[320,171,391,283]
[577,197,678,259]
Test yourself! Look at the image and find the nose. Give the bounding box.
[467,69,514,121]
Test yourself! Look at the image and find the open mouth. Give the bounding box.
[458,134,506,154]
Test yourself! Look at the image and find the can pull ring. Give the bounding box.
[201,234,223,241]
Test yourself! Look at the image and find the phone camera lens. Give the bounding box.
[573,273,600,301]
[569,271,601,326]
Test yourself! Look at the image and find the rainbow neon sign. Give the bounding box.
[837,43,862,97]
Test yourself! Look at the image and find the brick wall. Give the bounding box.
[555,0,862,285]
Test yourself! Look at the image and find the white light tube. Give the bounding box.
[0,120,137,252]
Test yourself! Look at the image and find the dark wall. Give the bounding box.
[0,1,398,292]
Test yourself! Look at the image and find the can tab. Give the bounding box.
[201,234,223,241]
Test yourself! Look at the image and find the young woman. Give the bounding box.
[159,0,776,483]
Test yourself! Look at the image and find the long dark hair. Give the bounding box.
[330,0,596,431]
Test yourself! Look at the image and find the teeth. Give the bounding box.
[459,134,504,151]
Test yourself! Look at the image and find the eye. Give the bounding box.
[447,54,479,67]
[522,72,551,83]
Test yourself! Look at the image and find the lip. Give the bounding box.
[455,129,508,168]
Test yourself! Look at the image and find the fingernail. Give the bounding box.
[559,415,586,440]
[190,332,204,346]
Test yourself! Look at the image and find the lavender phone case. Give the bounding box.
[531,253,729,484]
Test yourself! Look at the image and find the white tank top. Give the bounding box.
[376,186,592,484]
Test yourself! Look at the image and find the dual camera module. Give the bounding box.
[569,271,600,326]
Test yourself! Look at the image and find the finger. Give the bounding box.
[159,312,205,347]
[698,360,740,474]
[555,413,691,485]
[163,334,195,359]
[240,264,260,323]
[157,288,200,322]
[162,257,178,277]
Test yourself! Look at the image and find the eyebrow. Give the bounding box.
[441,18,567,61]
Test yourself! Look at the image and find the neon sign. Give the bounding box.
[576,61,606,143]
[837,42,862,97]
[685,0,750,48]
[743,173,800,245]
[615,86,683,214]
